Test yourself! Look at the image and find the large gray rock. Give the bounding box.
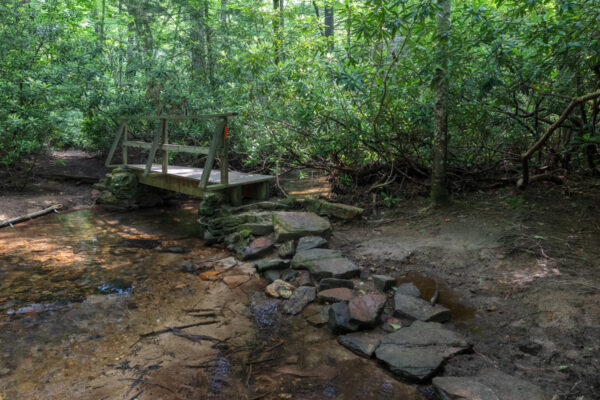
[304,198,364,220]
[373,275,396,292]
[394,292,451,322]
[239,236,275,260]
[396,282,421,298]
[338,332,383,358]
[273,212,332,241]
[292,249,360,280]
[278,240,296,258]
[254,258,290,272]
[433,369,547,400]
[328,301,359,333]
[375,321,471,382]
[318,278,354,291]
[283,286,317,315]
[348,294,387,327]
[296,236,328,251]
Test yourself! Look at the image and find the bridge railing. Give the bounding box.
[105,113,237,190]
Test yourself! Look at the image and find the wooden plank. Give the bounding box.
[137,173,207,197]
[144,121,163,177]
[199,119,225,189]
[126,113,238,121]
[122,121,128,165]
[220,118,229,185]
[161,119,168,173]
[125,141,210,155]
[105,123,124,167]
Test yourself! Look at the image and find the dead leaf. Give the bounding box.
[199,270,222,281]
[223,275,250,289]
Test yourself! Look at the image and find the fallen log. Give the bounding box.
[0,204,62,228]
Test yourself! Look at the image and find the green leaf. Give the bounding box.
[390,323,402,330]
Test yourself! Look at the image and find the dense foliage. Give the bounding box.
[1,0,599,192]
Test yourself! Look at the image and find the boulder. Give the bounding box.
[272,212,332,241]
[433,369,547,400]
[283,286,317,315]
[292,249,360,280]
[278,240,296,258]
[318,287,354,302]
[396,283,421,298]
[373,275,396,292]
[348,294,387,327]
[254,258,290,272]
[318,278,354,291]
[304,198,364,220]
[394,292,451,322]
[265,279,296,299]
[296,236,328,251]
[239,236,274,260]
[328,302,359,333]
[338,332,383,358]
[375,321,471,382]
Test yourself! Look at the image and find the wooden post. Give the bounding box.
[199,119,225,189]
[144,119,163,177]
[105,122,124,167]
[122,121,128,166]
[220,117,229,185]
[161,119,168,173]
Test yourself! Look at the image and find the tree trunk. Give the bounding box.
[273,0,282,63]
[190,7,207,82]
[324,1,334,51]
[430,0,451,206]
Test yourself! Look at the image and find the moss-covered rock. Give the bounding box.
[304,198,364,220]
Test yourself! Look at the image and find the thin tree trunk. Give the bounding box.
[324,1,334,51]
[273,0,282,63]
[430,0,451,206]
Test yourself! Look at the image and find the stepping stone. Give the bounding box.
[278,240,296,258]
[304,198,364,220]
[254,258,290,272]
[373,275,396,292]
[348,294,387,327]
[396,283,421,298]
[265,279,296,299]
[239,236,274,260]
[318,288,354,302]
[318,278,354,291]
[375,321,471,382]
[292,249,360,280]
[328,301,359,333]
[433,369,547,400]
[296,236,328,251]
[394,292,451,322]
[338,332,383,358]
[283,286,317,315]
[273,212,332,241]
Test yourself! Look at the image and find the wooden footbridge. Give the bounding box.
[105,113,274,205]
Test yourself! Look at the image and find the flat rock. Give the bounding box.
[396,283,421,298]
[295,270,313,287]
[433,369,547,400]
[394,292,451,322]
[304,198,364,220]
[254,258,290,272]
[296,236,328,251]
[338,332,383,358]
[303,304,329,326]
[264,269,282,283]
[265,279,296,299]
[273,212,332,241]
[318,278,354,291]
[318,287,354,302]
[292,249,360,280]
[348,294,387,327]
[283,286,317,315]
[328,301,359,333]
[240,236,274,260]
[223,275,251,289]
[278,240,296,258]
[373,275,396,292]
[375,321,471,382]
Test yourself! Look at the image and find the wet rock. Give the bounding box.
[373,275,396,292]
[272,211,332,241]
[375,321,471,382]
[318,278,354,291]
[202,230,218,245]
[278,240,296,258]
[254,258,290,272]
[283,286,317,315]
[198,192,225,216]
[180,260,196,273]
[96,278,132,294]
[303,304,330,326]
[216,257,237,269]
[161,246,190,254]
[318,287,354,302]
[296,236,328,251]
[328,301,359,333]
[239,236,274,260]
[211,211,274,235]
[292,249,360,280]
[338,332,383,358]
[396,283,421,298]
[223,275,251,289]
[264,269,282,283]
[433,369,547,400]
[304,198,364,220]
[394,292,451,322]
[348,294,387,327]
[123,238,161,249]
[265,279,296,299]
[295,270,313,287]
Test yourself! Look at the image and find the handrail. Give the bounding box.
[124,113,238,121]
